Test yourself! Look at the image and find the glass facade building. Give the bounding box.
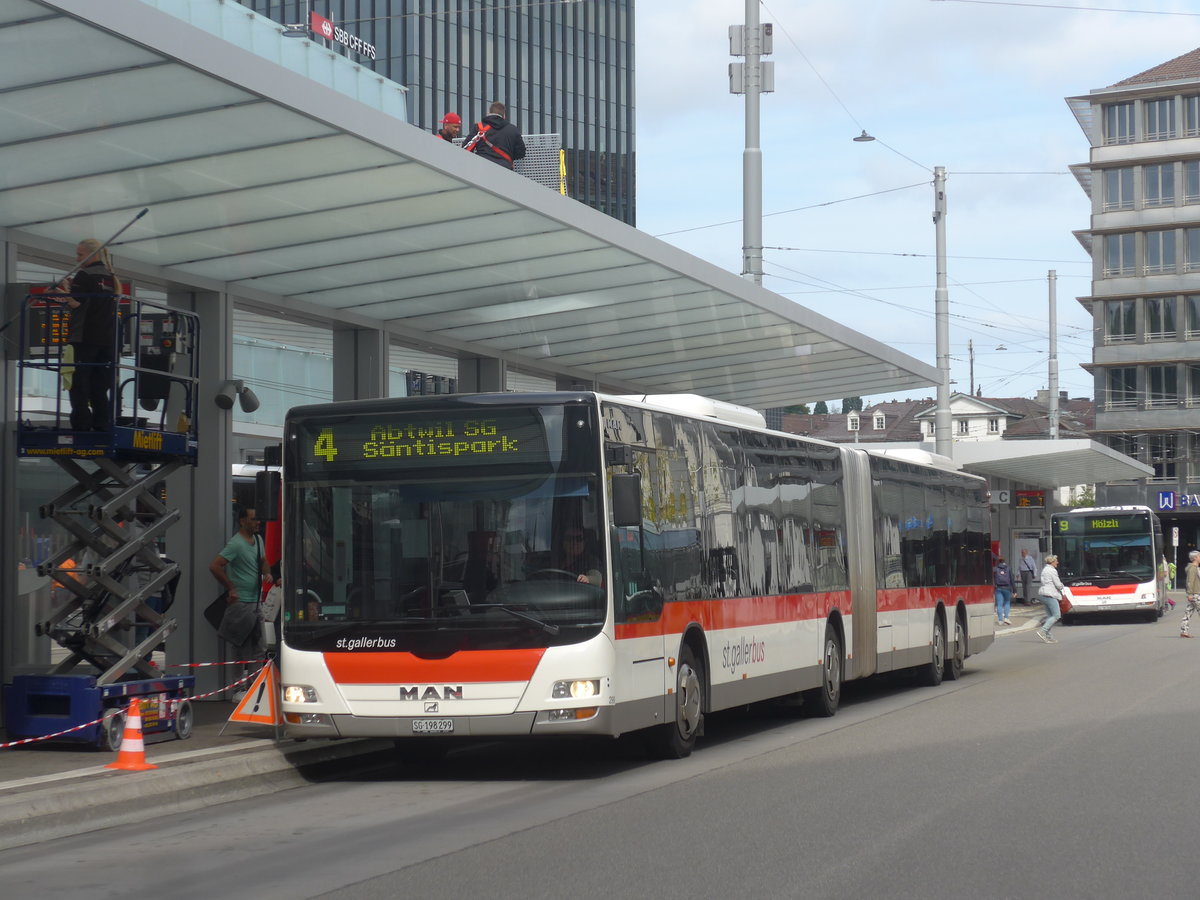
[244,1,636,224]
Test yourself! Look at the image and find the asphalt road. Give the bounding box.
[2,614,1196,900]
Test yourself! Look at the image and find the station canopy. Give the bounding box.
[0,0,939,410]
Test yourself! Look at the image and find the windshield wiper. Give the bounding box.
[469,603,560,635]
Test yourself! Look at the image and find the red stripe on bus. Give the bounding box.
[323,649,546,683]
[615,591,850,639]
[615,586,991,640]
[877,586,992,612]
[1069,584,1137,596]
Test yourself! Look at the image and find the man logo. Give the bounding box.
[424,701,439,714]
[400,685,464,701]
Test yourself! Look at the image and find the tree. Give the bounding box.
[841,396,864,412]
[781,404,810,415]
[814,400,828,414]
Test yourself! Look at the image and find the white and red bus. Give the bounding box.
[275,392,993,757]
[1050,505,1168,622]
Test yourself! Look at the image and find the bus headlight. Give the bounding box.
[283,685,319,704]
[552,679,599,700]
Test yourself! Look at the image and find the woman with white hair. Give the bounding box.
[1036,554,1066,644]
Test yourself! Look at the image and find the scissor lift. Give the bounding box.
[4,291,202,748]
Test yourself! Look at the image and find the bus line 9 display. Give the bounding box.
[1050,506,1166,622]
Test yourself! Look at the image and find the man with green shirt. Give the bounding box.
[209,505,267,606]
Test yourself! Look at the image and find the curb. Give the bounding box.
[997,616,1041,636]
[0,737,392,852]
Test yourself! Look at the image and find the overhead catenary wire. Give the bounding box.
[930,0,1200,16]
[652,182,928,238]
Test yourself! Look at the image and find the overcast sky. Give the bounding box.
[634,0,1200,408]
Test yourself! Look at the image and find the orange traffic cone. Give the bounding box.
[104,698,158,771]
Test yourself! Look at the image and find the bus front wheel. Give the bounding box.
[646,644,704,759]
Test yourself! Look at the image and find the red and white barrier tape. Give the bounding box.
[162,658,267,669]
[0,714,110,749]
[0,664,269,749]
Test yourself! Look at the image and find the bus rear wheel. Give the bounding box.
[917,616,945,687]
[645,644,703,759]
[802,625,842,717]
[944,615,965,681]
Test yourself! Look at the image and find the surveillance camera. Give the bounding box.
[238,385,261,414]
[215,380,241,410]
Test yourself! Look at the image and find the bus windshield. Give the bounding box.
[1053,512,1155,584]
[283,402,606,653]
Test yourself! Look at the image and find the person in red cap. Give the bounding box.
[436,112,462,142]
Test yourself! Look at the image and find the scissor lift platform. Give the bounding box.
[4,673,195,749]
[5,294,202,747]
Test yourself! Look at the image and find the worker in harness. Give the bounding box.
[463,101,526,170]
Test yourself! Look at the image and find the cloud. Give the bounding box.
[634,0,1200,401]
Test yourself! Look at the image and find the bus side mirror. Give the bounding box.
[256,471,281,521]
[612,473,642,527]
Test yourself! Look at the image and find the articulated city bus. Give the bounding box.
[276,392,993,757]
[1051,505,1168,622]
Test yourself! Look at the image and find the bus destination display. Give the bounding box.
[297,410,550,470]
[1055,513,1147,534]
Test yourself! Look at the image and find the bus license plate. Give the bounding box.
[412,719,453,735]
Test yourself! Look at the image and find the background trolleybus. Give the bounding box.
[1051,505,1168,622]
[273,392,994,757]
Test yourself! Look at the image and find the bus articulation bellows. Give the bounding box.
[276,392,994,757]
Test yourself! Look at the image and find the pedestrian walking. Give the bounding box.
[1018,548,1038,604]
[993,556,1013,625]
[1180,550,1200,638]
[1036,554,1066,644]
[463,101,526,169]
[1163,555,1177,609]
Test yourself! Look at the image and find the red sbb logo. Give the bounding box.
[311,11,335,39]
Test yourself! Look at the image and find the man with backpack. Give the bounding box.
[464,101,526,169]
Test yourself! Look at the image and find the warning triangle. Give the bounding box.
[228,661,281,726]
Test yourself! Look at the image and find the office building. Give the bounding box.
[1068,48,1200,565]
[244,1,635,223]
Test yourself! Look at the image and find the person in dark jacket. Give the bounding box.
[435,112,461,142]
[61,239,118,431]
[993,556,1014,625]
[464,101,526,169]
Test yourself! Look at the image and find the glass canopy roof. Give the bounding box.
[1,0,940,409]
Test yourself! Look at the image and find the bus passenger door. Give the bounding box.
[611,524,667,721]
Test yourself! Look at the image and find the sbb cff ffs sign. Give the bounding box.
[309,12,377,59]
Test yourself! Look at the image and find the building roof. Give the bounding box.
[0,0,940,411]
[782,398,928,443]
[1113,47,1200,87]
[774,394,1148,488]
